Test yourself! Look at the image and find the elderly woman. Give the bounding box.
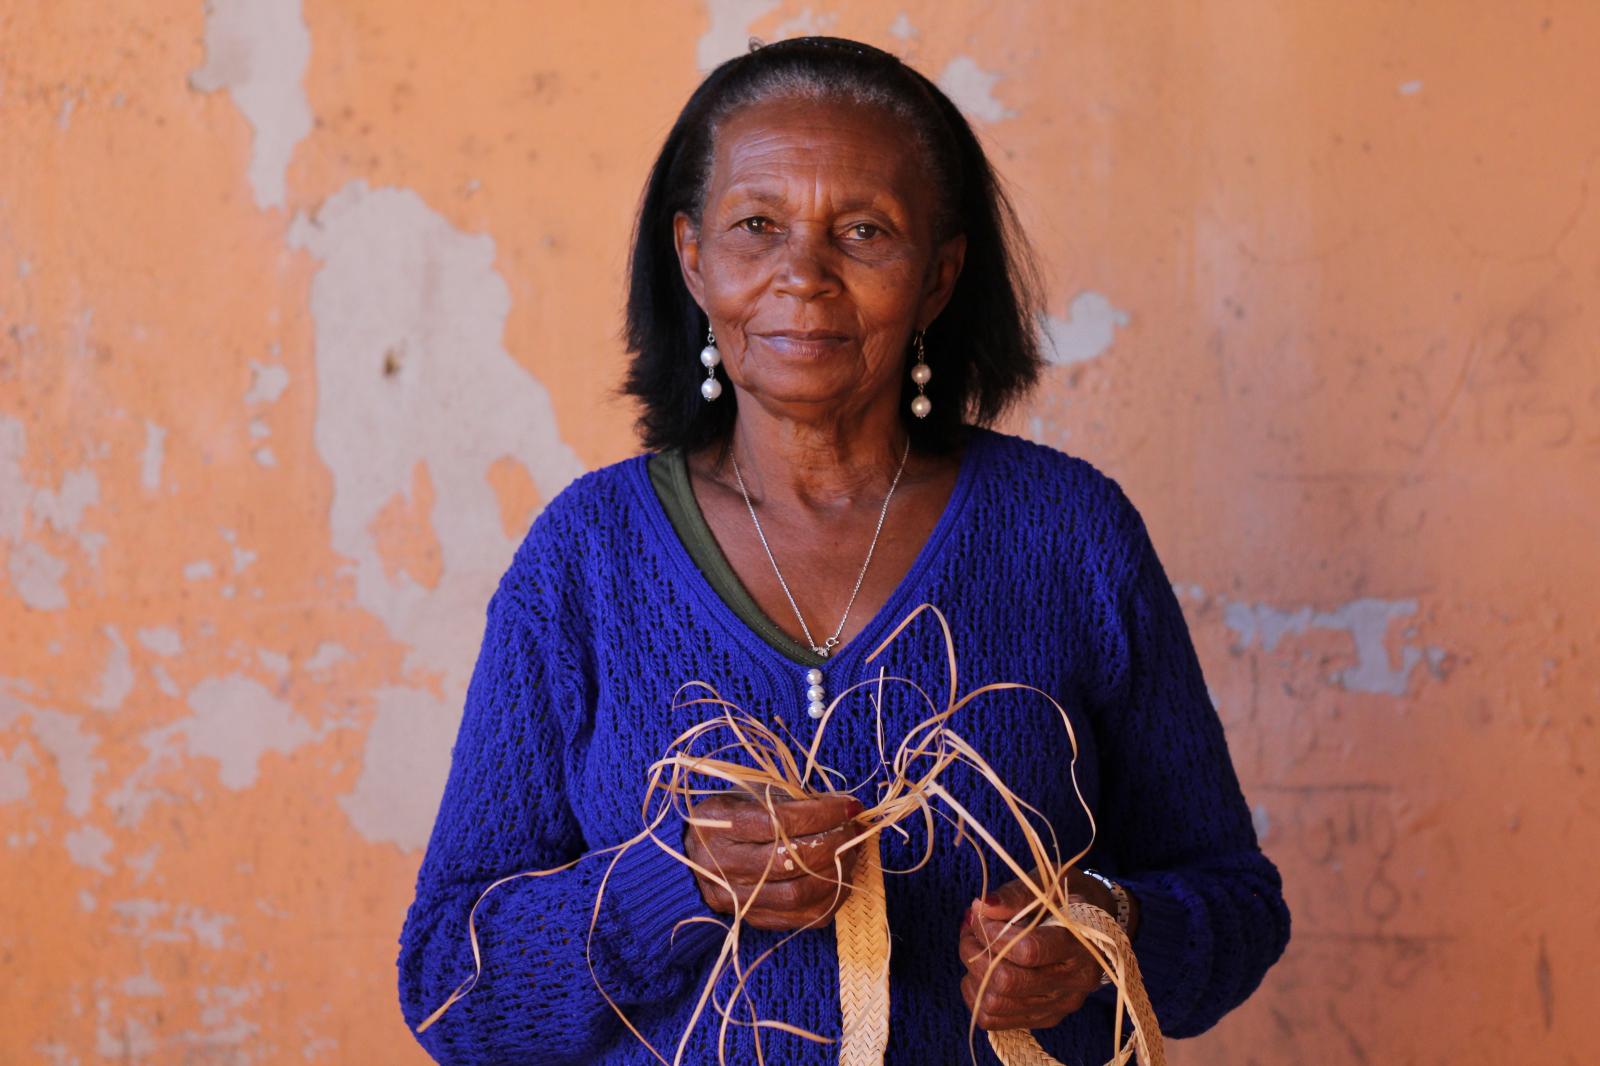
[398,36,1289,1065]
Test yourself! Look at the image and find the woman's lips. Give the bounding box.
[755,331,851,357]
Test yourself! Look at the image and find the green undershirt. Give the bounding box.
[647,448,828,668]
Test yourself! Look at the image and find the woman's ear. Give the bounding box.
[673,211,707,309]
[918,231,967,328]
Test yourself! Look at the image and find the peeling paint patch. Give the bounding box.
[121,969,163,997]
[89,626,134,712]
[151,664,180,698]
[1398,79,1424,95]
[771,9,838,37]
[304,642,349,672]
[183,559,216,581]
[109,898,237,950]
[179,676,316,789]
[9,540,69,610]
[0,740,38,804]
[244,360,290,405]
[698,0,781,72]
[0,415,26,540]
[1224,596,1428,696]
[1042,291,1130,365]
[1252,802,1272,841]
[141,420,166,491]
[937,56,1017,124]
[33,467,100,536]
[0,694,105,816]
[65,824,115,874]
[137,627,183,657]
[285,180,583,688]
[338,686,457,850]
[888,12,917,39]
[189,0,312,210]
[256,648,289,677]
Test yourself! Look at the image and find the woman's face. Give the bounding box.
[673,96,966,422]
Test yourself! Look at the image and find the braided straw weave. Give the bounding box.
[834,838,1165,1066]
[836,837,891,1064]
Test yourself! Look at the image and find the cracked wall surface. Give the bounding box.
[2,1,1597,1062]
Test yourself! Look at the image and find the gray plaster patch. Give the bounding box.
[771,9,837,37]
[337,685,458,851]
[9,540,68,610]
[286,179,584,843]
[65,824,115,874]
[1398,80,1423,95]
[1224,596,1426,696]
[303,642,348,671]
[184,559,216,581]
[180,676,316,790]
[256,648,289,677]
[141,420,166,491]
[0,740,38,804]
[121,970,163,997]
[31,467,99,535]
[108,898,237,950]
[888,12,916,39]
[151,665,180,698]
[0,692,105,816]
[0,417,107,609]
[698,0,781,71]
[244,360,290,405]
[137,627,183,657]
[937,55,1016,124]
[1042,291,1130,366]
[0,414,27,541]
[189,0,312,211]
[89,626,134,712]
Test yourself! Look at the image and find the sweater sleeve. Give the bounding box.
[1085,502,1291,1038]
[395,571,724,1064]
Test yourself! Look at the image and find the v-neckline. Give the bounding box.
[631,427,991,676]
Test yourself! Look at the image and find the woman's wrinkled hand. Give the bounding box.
[958,874,1110,1032]
[682,790,865,931]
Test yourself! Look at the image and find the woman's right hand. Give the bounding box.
[682,790,865,931]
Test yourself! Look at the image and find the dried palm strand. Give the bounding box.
[417,603,1165,1066]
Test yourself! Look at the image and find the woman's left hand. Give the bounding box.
[957,871,1118,1032]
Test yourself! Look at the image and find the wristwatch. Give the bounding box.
[1080,868,1132,986]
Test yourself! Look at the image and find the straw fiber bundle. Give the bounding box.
[417,604,1164,1065]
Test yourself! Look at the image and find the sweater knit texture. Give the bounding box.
[396,427,1291,1065]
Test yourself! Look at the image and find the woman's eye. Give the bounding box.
[847,222,881,240]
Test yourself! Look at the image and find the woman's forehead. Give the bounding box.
[707,98,929,211]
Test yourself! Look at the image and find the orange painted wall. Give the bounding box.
[3,2,1596,1062]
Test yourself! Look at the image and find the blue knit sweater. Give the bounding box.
[397,428,1290,1064]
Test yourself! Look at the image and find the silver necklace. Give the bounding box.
[730,437,911,719]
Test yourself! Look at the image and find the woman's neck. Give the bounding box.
[715,399,911,511]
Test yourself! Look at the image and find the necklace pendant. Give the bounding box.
[805,667,826,719]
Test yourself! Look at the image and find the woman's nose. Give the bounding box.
[772,227,841,300]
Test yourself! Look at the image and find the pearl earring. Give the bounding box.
[700,327,723,401]
[909,329,932,419]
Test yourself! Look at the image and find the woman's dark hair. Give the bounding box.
[621,36,1044,454]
